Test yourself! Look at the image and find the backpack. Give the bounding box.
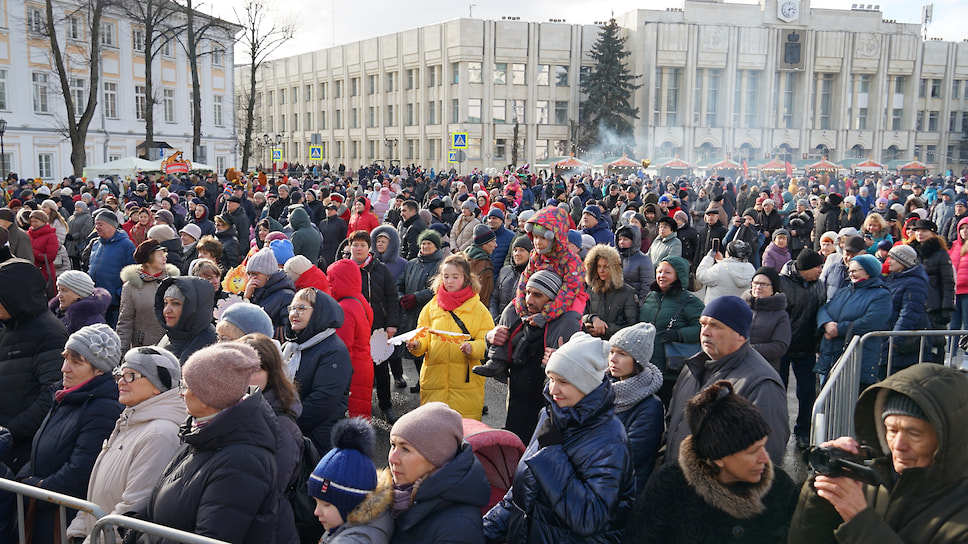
[288,434,324,544]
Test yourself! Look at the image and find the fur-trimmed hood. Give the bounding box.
[678,435,774,520]
[120,263,180,288]
[346,469,394,525]
[585,244,624,293]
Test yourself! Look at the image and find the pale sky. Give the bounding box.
[205,0,967,62]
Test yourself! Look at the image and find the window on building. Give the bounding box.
[744,72,760,128]
[280,114,285,132]
[554,101,568,125]
[266,116,273,131]
[161,88,175,123]
[0,70,9,110]
[69,78,85,113]
[368,75,377,95]
[511,99,525,123]
[813,73,834,130]
[407,68,418,90]
[305,84,312,101]
[135,85,147,120]
[928,111,939,131]
[466,138,481,159]
[320,83,327,99]
[858,107,868,130]
[407,139,417,159]
[427,139,438,160]
[386,104,395,126]
[494,139,507,160]
[895,76,906,95]
[267,90,273,106]
[892,108,903,130]
[351,78,359,97]
[211,45,224,67]
[292,112,298,131]
[931,79,941,98]
[512,63,526,85]
[916,111,924,131]
[427,65,440,87]
[927,144,937,162]
[452,99,460,123]
[918,79,927,98]
[386,72,395,92]
[161,37,173,57]
[350,140,357,159]
[66,15,82,41]
[555,65,569,87]
[782,72,796,129]
[407,103,417,125]
[28,8,45,34]
[428,101,437,125]
[536,100,549,124]
[368,106,377,128]
[536,65,550,86]
[335,80,343,98]
[351,108,359,128]
[212,95,224,125]
[493,63,507,85]
[468,99,481,123]
[963,112,968,133]
[320,110,326,130]
[666,68,680,126]
[535,139,549,161]
[468,62,482,84]
[369,140,378,159]
[493,100,506,123]
[280,89,286,105]
[37,154,53,179]
[132,29,145,52]
[100,22,116,46]
[954,80,962,99]
[33,72,49,113]
[451,62,459,84]
[579,66,592,88]
[950,111,958,132]
[859,74,871,94]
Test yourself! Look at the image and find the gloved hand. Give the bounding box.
[655,329,679,343]
[400,294,417,310]
[535,418,563,449]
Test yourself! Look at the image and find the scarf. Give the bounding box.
[54,377,95,403]
[391,483,416,519]
[436,285,475,312]
[356,254,373,269]
[282,328,337,379]
[611,363,663,413]
[138,267,169,283]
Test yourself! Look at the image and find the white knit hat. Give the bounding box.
[546,331,609,395]
[246,247,279,275]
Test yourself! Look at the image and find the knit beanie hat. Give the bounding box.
[155,210,175,226]
[417,229,442,249]
[461,199,478,211]
[888,245,918,269]
[687,380,771,461]
[795,249,825,271]
[65,324,122,374]
[182,343,261,410]
[843,236,867,255]
[567,229,583,249]
[179,223,202,242]
[121,345,181,393]
[753,266,782,293]
[283,255,314,282]
[133,239,164,265]
[527,270,562,301]
[56,270,95,298]
[390,402,464,468]
[701,295,753,338]
[881,390,928,422]
[247,247,279,275]
[265,230,288,244]
[147,224,176,242]
[164,283,185,302]
[486,208,505,221]
[772,228,790,241]
[473,224,496,246]
[820,231,838,244]
[852,254,882,278]
[511,235,533,252]
[838,227,860,240]
[220,303,274,339]
[545,331,609,395]
[609,322,656,368]
[308,418,378,521]
[29,210,48,224]
[269,239,295,266]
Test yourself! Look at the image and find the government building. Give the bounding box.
[242,0,968,176]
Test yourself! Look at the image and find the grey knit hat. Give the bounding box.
[609,323,657,368]
[65,324,122,374]
[526,270,561,301]
[121,346,181,392]
[390,402,464,468]
[888,245,918,269]
[147,224,176,242]
[220,303,274,338]
[546,331,609,395]
[882,390,928,422]
[246,246,279,275]
[56,270,95,298]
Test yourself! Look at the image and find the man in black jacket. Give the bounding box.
[398,200,428,261]
[318,204,348,268]
[694,206,727,270]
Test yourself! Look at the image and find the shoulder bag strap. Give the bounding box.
[667,294,691,330]
[448,310,475,382]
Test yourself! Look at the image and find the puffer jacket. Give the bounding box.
[585,244,639,339]
[154,276,218,364]
[813,202,842,249]
[283,289,352,453]
[451,214,482,253]
[392,442,490,544]
[292,262,332,295]
[398,249,444,334]
[908,236,956,313]
[66,210,94,259]
[263,388,303,544]
[397,213,428,261]
[483,380,635,544]
[145,391,278,543]
[328,259,375,419]
[118,264,179,350]
[742,290,792,371]
[490,261,525,319]
[638,256,704,379]
[465,244,495,308]
[778,260,825,358]
[360,254,399,331]
[0,260,69,469]
[612,371,664,495]
[318,214,348,267]
[789,364,968,544]
[87,229,137,307]
[372,225,407,279]
[648,232,682,264]
[585,220,615,246]
[762,241,792,272]
[322,470,394,543]
[695,255,756,304]
[289,206,321,264]
[491,225,515,272]
[410,290,494,419]
[880,264,930,371]
[214,228,242,268]
[616,225,654,303]
[348,197,380,234]
[513,207,586,324]
[16,374,123,544]
[251,270,296,336]
[949,216,968,295]
[48,287,111,334]
[816,274,892,385]
[65,388,185,542]
[29,224,60,280]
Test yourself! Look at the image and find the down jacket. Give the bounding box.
[451,213,482,253]
[48,287,111,334]
[372,225,407,279]
[778,261,825,359]
[65,388,185,541]
[145,391,279,543]
[638,256,704,380]
[348,197,380,234]
[880,264,930,371]
[483,380,636,544]
[327,259,375,419]
[397,248,444,335]
[28,224,60,281]
[251,270,297,337]
[584,244,639,340]
[815,275,892,385]
[949,216,968,295]
[908,236,956,314]
[154,276,218,364]
[289,206,321,264]
[88,229,137,307]
[612,371,664,495]
[616,225,654,303]
[360,255,400,331]
[117,264,179,350]
[742,290,792,371]
[695,254,756,304]
[490,261,525,319]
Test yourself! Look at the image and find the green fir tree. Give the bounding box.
[578,18,642,153]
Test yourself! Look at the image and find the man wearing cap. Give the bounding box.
[582,204,614,246]
[694,205,727,269]
[789,364,968,543]
[87,208,136,327]
[665,295,790,466]
[224,195,250,248]
[485,208,514,273]
[466,224,496,305]
[318,201,349,267]
[931,189,956,229]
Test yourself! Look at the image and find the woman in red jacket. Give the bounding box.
[28,209,60,281]
[948,216,968,358]
[348,197,379,235]
[327,258,375,419]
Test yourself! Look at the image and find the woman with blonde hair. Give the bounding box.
[861,212,893,255]
[405,253,494,419]
[582,244,638,339]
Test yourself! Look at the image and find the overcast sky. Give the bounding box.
[205,0,966,61]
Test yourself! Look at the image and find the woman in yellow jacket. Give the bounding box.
[406,253,494,419]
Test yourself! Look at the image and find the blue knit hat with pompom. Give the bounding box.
[308,418,378,521]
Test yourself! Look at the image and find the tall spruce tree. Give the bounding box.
[579,18,641,151]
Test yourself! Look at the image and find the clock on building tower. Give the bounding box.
[778,0,800,22]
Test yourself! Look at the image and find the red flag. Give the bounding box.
[742,160,748,177]
[785,161,793,178]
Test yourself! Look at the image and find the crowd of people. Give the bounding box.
[0,163,966,543]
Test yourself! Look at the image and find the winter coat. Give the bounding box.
[16,374,123,544]
[322,470,394,543]
[483,381,635,544]
[292,263,332,295]
[949,217,968,295]
[514,207,587,324]
[319,215,349,267]
[328,259,375,419]
[490,262,524,319]
[190,205,216,238]
[118,264,179,350]
[66,210,94,258]
[616,225,655,303]
[228,206,251,248]
[145,391,279,543]
[251,270,297,337]
[48,287,110,334]
[214,229,242,268]
[398,249,444,335]
[880,264,930,371]
[490,225,514,272]
[676,224,699,264]
[29,224,60,280]
[391,442,490,544]
[639,256,704,379]
[283,290,352,453]
[840,206,864,230]
[666,342,789,466]
[585,220,615,246]
[7,221,35,262]
[759,208,784,238]
[0,260,70,468]
[788,363,968,544]
[264,388,303,544]
[585,244,639,339]
[648,232,682,264]
[908,236,956,314]
[410,290,494,419]
[742,291,792,371]
[397,213,428,262]
[694,222,727,269]
[349,198,380,234]
[451,214,481,253]
[816,275,892,385]
[465,244,495,308]
[820,252,851,303]
[612,371,664,495]
[762,242,792,272]
[154,276,218,364]
[289,206,322,264]
[372,225,407,280]
[778,261,825,358]
[695,255,756,304]
[65,388,185,542]
[627,436,798,544]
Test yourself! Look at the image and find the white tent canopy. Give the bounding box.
[83,157,156,177]
[142,159,217,172]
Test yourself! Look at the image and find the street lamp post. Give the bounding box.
[262,134,271,170]
[0,118,7,176]
[275,134,283,174]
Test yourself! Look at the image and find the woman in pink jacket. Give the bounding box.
[947,216,968,354]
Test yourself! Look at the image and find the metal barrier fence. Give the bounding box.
[91,514,230,544]
[810,329,968,445]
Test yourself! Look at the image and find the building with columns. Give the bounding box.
[237,0,968,175]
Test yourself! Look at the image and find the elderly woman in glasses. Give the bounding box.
[66,346,186,543]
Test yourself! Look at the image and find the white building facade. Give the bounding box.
[237,0,968,174]
[3,0,239,180]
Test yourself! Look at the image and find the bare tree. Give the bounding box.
[234,0,294,172]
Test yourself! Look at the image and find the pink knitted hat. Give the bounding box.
[183,343,260,410]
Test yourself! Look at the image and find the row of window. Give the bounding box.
[919,79,968,101]
[261,137,571,163]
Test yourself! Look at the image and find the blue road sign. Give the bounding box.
[271,149,282,161]
[452,133,467,148]
[309,146,322,160]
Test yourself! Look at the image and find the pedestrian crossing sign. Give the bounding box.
[451,133,467,149]
[271,149,282,161]
[448,151,459,163]
[309,146,322,160]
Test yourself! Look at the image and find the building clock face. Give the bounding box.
[778,0,800,22]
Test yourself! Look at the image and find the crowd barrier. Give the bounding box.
[810,329,968,445]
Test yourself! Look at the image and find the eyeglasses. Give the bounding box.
[751,281,773,288]
[113,368,145,384]
[847,268,865,275]
[288,304,311,315]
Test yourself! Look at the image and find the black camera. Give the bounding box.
[806,445,884,487]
